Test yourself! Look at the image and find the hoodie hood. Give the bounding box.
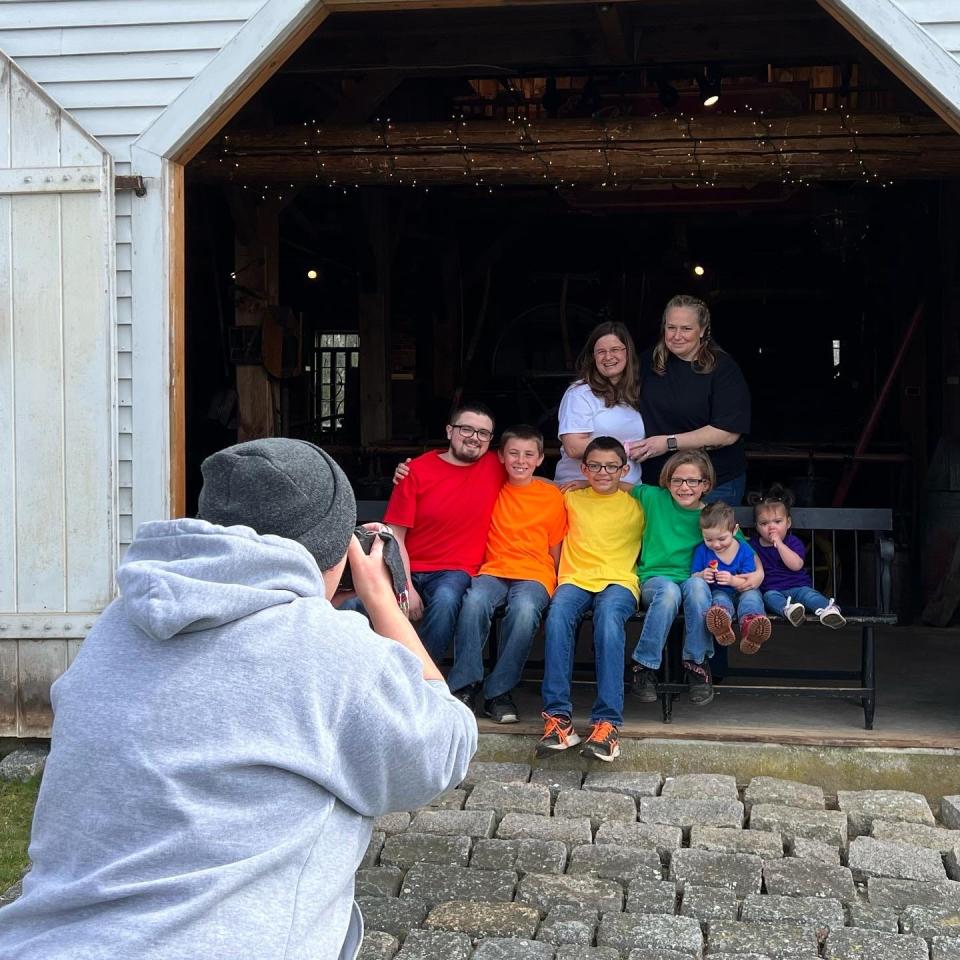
[118,518,327,640]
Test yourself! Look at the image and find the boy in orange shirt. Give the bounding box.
[447,425,567,723]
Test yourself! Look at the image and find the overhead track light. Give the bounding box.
[698,65,722,107]
[657,76,680,109]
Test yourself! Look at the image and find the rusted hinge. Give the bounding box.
[115,174,147,197]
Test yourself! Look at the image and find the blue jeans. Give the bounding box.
[708,587,765,621]
[632,576,713,669]
[542,583,637,726]
[703,474,746,506]
[447,575,549,698]
[339,569,471,663]
[763,586,829,617]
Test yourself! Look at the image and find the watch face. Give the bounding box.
[667,437,678,451]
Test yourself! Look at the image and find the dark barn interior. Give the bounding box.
[182,0,960,617]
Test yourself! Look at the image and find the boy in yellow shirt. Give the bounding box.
[538,437,645,762]
[447,426,567,723]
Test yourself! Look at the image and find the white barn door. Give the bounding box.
[0,54,116,736]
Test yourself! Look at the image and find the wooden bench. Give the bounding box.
[356,501,897,730]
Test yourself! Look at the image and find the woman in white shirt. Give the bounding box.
[554,321,646,485]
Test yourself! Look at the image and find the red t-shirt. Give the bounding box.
[384,450,505,575]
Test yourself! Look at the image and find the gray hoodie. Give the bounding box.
[0,518,477,960]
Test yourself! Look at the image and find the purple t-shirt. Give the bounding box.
[749,534,812,592]
[692,540,756,597]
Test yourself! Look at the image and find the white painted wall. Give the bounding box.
[893,1,960,62]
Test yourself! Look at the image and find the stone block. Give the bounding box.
[837,790,935,838]
[596,913,703,958]
[356,866,404,898]
[871,819,960,854]
[0,745,47,782]
[554,789,636,828]
[761,858,857,902]
[942,797,960,831]
[788,837,840,864]
[425,901,541,940]
[934,937,960,960]
[472,838,568,876]
[748,804,847,847]
[706,919,820,959]
[848,836,947,883]
[639,797,744,833]
[363,832,386,868]
[375,812,412,835]
[901,904,960,941]
[463,761,532,789]
[516,873,624,914]
[497,813,593,849]
[740,893,844,930]
[661,773,738,800]
[426,789,467,810]
[690,825,783,859]
[467,781,553,819]
[822,927,927,960]
[558,948,618,960]
[678,884,738,922]
[948,844,960,882]
[595,821,683,861]
[530,769,583,799]
[473,939,555,960]
[567,844,663,884]
[582,771,663,801]
[381,833,472,870]
[626,952,696,960]
[867,877,960,910]
[535,906,598,946]
[708,956,807,960]
[669,848,762,897]
[0,880,23,906]
[410,809,497,840]
[400,863,517,907]
[358,896,429,940]
[624,879,679,915]
[845,902,900,933]
[357,930,400,960]
[743,777,825,812]
[396,929,473,960]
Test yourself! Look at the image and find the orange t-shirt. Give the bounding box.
[479,479,568,595]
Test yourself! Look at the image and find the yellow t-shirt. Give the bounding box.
[558,487,645,600]
[480,479,568,595]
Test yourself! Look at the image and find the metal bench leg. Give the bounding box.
[861,625,876,730]
[661,647,672,724]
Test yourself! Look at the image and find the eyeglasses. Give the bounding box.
[584,461,624,474]
[451,424,493,442]
[594,347,626,358]
[670,477,706,488]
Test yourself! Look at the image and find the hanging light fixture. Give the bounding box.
[698,65,722,107]
[657,75,680,110]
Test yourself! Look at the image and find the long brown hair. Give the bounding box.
[574,321,641,409]
[651,294,720,375]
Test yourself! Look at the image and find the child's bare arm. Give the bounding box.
[774,538,805,572]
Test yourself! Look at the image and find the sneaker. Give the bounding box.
[630,665,659,702]
[484,693,519,724]
[683,659,715,706]
[705,605,736,646]
[580,721,620,762]
[739,614,772,655]
[536,713,581,757]
[816,599,847,629]
[783,597,806,627]
[452,684,479,712]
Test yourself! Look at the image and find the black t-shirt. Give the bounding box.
[638,348,751,486]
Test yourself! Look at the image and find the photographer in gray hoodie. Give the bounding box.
[0,439,477,960]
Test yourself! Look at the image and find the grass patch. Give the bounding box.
[0,777,39,891]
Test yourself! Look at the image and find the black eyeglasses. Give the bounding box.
[451,424,493,442]
[584,462,624,474]
[670,477,706,488]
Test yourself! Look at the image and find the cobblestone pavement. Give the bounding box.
[357,762,960,960]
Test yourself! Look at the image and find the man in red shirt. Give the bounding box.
[385,402,504,669]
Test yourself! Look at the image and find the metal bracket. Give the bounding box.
[115,174,147,197]
[0,614,99,639]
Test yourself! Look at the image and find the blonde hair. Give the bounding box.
[574,321,641,409]
[659,449,716,491]
[651,294,719,375]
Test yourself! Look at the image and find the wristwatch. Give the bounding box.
[666,436,678,452]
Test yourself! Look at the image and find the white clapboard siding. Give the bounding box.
[894,0,960,59]
[0,53,116,736]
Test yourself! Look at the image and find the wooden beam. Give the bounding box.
[168,163,187,517]
[596,3,630,64]
[193,113,960,186]
[328,71,404,122]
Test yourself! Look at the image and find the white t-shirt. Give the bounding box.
[554,381,646,485]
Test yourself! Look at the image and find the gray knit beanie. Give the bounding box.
[197,438,356,570]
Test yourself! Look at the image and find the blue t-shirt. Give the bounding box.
[692,540,756,597]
